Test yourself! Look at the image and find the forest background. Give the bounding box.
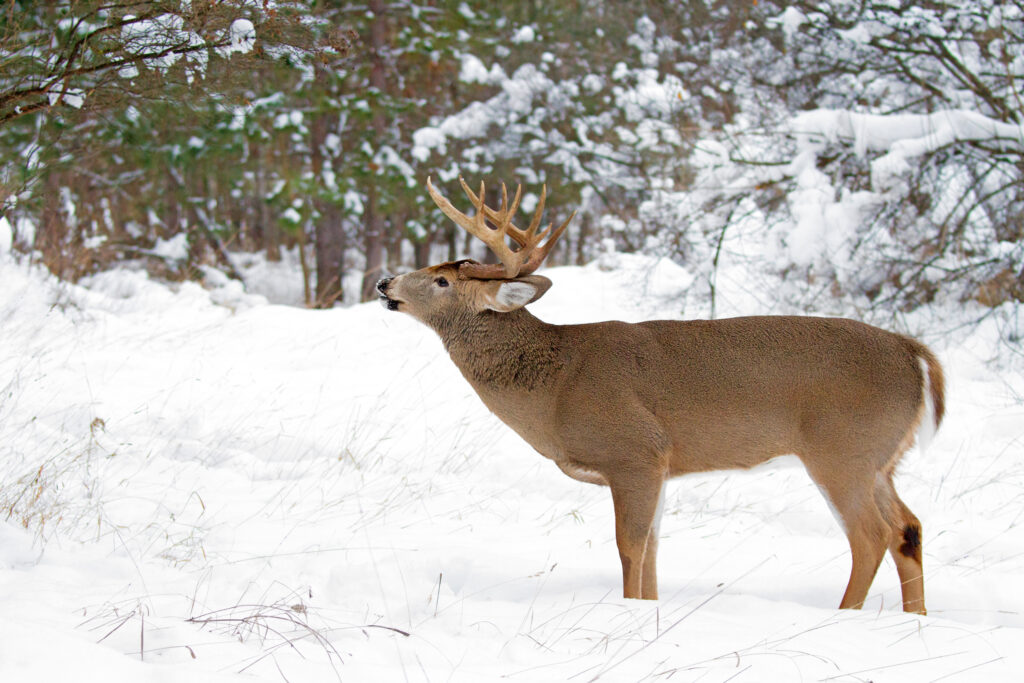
[1,0,1022,331]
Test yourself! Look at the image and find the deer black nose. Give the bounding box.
[376,277,400,311]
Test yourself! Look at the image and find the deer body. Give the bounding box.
[378,178,944,614]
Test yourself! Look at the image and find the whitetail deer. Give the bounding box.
[377,177,944,614]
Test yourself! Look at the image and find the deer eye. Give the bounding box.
[435,277,449,287]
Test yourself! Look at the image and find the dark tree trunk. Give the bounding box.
[315,203,345,307]
[575,214,591,266]
[361,183,385,302]
[387,209,406,274]
[413,236,432,269]
[359,0,388,302]
[163,166,180,241]
[249,138,279,262]
[446,224,457,262]
[37,171,68,277]
[311,65,345,307]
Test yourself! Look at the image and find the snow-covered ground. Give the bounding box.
[2,245,1022,682]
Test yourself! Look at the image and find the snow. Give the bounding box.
[0,215,11,253]
[776,7,808,43]
[116,12,253,80]
[783,150,884,270]
[458,54,504,85]
[413,63,580,159]
[790,109,1024,190]
[582,73,604,94]
[459,53,489,82]
[412,126,446,161]
[121,14,194,70]
[47,88,85,109]
[151,233,189,261]
[232,250,310,307]
[1,248,1023,682]
[615,68,687,122]
[219,19,256,58]
[511,26,535,44]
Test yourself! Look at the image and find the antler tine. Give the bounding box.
[523,184,547,242]
[507,183,524,225]
[464,179,519,234]
[476,183,536,247]
[459,177,512,242]
[491,182,524,237]
[427,175,479,234]
[457,176,485,211]
[468,179,522,238]
[518,209,576,276]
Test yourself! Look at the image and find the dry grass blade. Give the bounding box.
[187,601,345,680]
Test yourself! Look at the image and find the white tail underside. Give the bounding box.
[917,355,937,453]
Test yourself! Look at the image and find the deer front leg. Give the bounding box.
[610,471,666,599]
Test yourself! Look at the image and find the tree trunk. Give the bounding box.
[185,171,206,278]
[446,224,457,262]
[164,166,180,240]
[575,214,590,266]
[37,170,68,277]
[413,235,432,269]
[359,0,388,302]
[315,203,345,307]
[361,183,385,302]
[298,226,312,306]
[250,138,279,262]
[387,209,406,273]
[311,65,345,307]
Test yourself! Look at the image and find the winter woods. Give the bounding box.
[1,0,1021,319]
[3,5,1024,679]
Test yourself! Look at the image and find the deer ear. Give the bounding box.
[482,275,552,312]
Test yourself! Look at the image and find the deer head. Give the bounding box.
[376,177,574,327]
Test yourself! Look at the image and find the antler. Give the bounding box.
[426,176,575,280]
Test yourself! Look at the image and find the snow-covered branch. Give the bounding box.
[790,108,1024,189]
[0,3,259,128]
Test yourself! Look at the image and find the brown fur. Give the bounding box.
[379,262,943,614]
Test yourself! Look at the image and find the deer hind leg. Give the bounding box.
[875,473,926,614]
[609,471,666,600]
[640,480,668,599]
[805,461,890,610]
[837,502,890,610]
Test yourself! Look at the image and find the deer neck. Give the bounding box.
[433,308,563,394]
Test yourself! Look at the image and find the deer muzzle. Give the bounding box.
[376,277,400,311]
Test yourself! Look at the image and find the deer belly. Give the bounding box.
[663,408,797,473]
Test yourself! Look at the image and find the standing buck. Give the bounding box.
[377,177,944,614]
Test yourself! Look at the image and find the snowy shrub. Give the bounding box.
[659,0,1024,317]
